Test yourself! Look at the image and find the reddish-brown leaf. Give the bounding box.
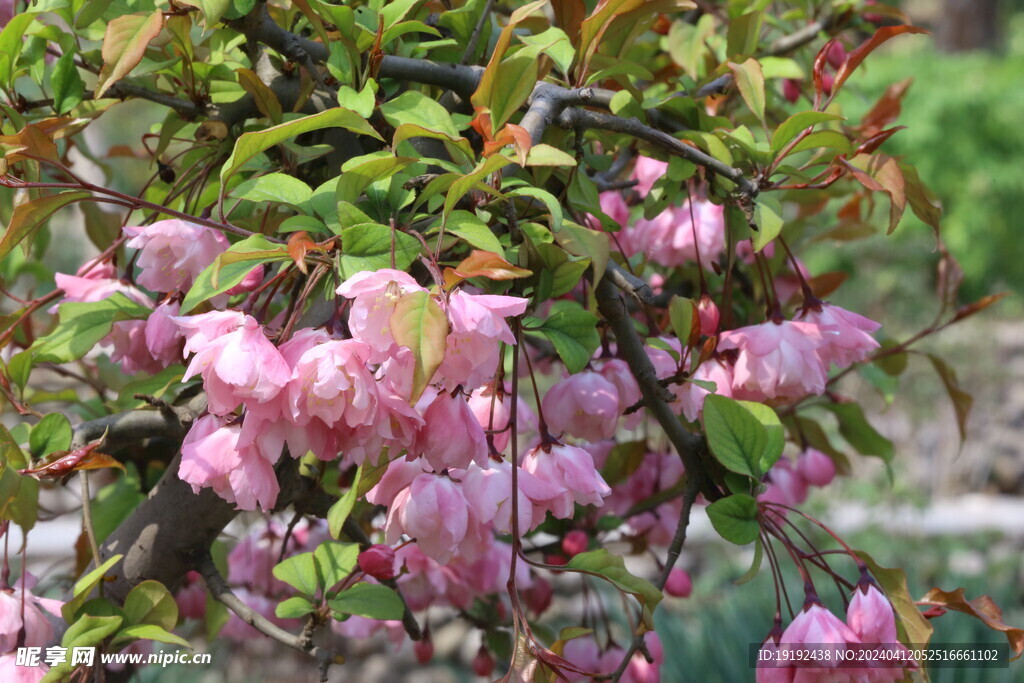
[452,250,533,281]
[552,0,587,41]
[953,292,1008,322]
[287,231,325,275]
[919,588,1024,660]
[21,440,124,479]
[853,126,905,156]
[832,25,930,97]
[858,78,913,137]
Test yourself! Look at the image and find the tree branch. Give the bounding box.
[70,394,207,450]
[197,554,340,681]
[559,108,759,197]
[595,277,719,501]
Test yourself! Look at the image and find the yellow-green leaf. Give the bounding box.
[95,11,166,98]
[390,291,448,403]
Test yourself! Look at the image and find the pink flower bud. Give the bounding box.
[697,295,720,336]
[472,645,496,677]
[665,568,693,598]
[783,79,801,104]
[523,576,553,615]
[826,41,847,70]
[358,545,397,581]
[797,448,836,487]
[821,72,835,96]
[561,530,589,558]
[414,635,434,664]
[226,265,265,295]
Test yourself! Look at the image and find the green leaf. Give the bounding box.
[444,154,511,220]
[0,191,92,261]
[276,596,315,619]
[702,395,781,478]
[31,294,152,364]
[0,424,26,469]
[525,144,578,167]
[552,221,610,288]
[0,13,38,89]
[728,58,765,123]
[123,580,178,630]
[752,195,784,252]
[788,130,852,156]
[62,614,124,647]
[706,493,760,545]
[62,555,124,623]
[725,10,763,58]
[329,583,405,620]
[824,403,893,463]
[508,186,564,233]
[29,413,72,459]
[735,536,763,584]
[668,296,696,347]
[272,552,319,597]
[444,211,504,256]
[390,290,449,403]
[174,0,231,29]
[328,468,362,539]
[5,350,32,392]
[771,112,843,154]
[313,541,360,592]
[336,155,416,205]
[0,462,38,530]
[51,51,84,114]
[338,223,422,278]
[95,11,166,98]
[113,623,192,648]
[233,173,312,206]
[220,108,381,186]
[381,90,462,139]
[526,304,599,374]
[181,235,288,313]
[563,549,662,630]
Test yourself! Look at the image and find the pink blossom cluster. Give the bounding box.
[757,582,915,683]
[0,575,64,682]
[760,449,838,509]
[562,632,664,682]
[591,156,726,269]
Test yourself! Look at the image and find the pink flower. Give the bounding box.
[358,545,397,581]
[109,319,163,375]
[124,219,229,292]
[779,602,860,670]
[622,632,663,683]
[384,473,472,564]
[286,338,377,430]
[437,290,528,390]
[0,654,49,682]
[174,310,246,353]
[797,303,881,369]
[522,443,611,522]
[177,313,290,415]
[665,568,693,598]
[599,359,642,427]
[144,300,184,368]
[458,461,544,534]
[717,320,829,400]
[174,571,206,620]
[335,269,426,361]
[0,585,63,652]
[467,384,512,453]
[759,458,809,508]
[698,295,720,336]
[632,156,668,197]
[53,259,151,310]
[411,392,488,472]
[847,581,916,681]
[796,448,836,487]
[226,265,265,295]
[179,415,280,511]
[543,371,621,442]
[629,200,726,269]
[676,357,734,422]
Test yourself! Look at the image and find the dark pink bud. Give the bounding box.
[664,568,693,598]
[561,530,589,558]
[697,295,720,336]
[523,576,553,615]
[226,265,265,295]
[782,79,801,104]
[826,41,847,70]
[796,448,836,487]
[545,553,569,567]
[821,72,835,96]
[358,545,397,581]
[864,1,885,25]
[414,634,434,664]
[472,645,496,677]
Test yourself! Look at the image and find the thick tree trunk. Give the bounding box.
[935,0,1002,52]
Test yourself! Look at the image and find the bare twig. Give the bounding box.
[198,554,340,680]
[460,0,495,65]
[70,393,208,450]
